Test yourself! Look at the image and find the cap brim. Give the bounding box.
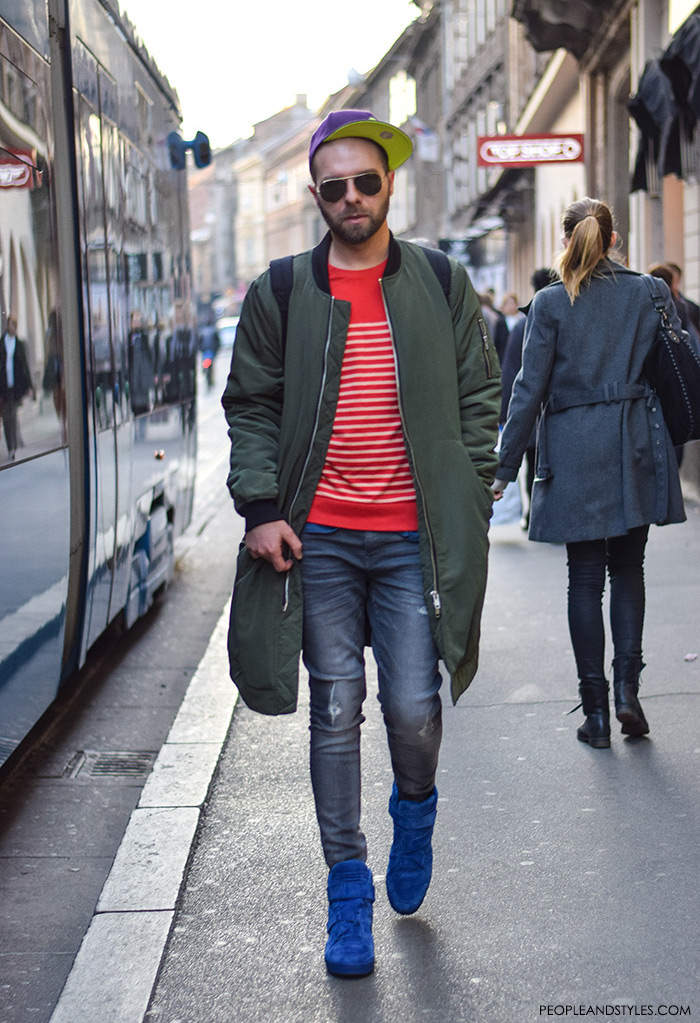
[324,119,413,170]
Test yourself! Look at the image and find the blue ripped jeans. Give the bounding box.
[301,526,442,868]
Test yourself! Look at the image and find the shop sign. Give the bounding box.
[0,150,38,189]
[477,134,585,168]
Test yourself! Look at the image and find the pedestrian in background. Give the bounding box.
[648,262,697,342]
[493,197,685,749]
[498,268,552,526]
[1,314,35,462]
[500,292,525,333]
[222,109,500,977]
[667,260,700,337]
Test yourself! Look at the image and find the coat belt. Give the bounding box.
[547,382,649,415]
[535,382,654,484]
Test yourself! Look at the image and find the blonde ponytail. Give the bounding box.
[554,198,615,304]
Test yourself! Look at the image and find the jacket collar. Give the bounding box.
[531,259,639,305]
[311,231,401,294]
[311,232,332,292]
[596,257,639,278]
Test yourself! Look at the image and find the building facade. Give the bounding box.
[187,0,700,496]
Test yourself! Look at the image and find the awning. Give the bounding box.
[452,168,534,243]
[628,12,700,192]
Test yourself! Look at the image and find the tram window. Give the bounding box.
[160,300,196,403]
[103,123,122,217]
[128,308,155,414]
[149,167,158,227]
[125,161,148,226]
[109,246,129,423]
[86,247,113,430]
[0,56,65,465]
[79,109,114,430]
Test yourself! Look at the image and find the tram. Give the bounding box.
[0,0,206,767]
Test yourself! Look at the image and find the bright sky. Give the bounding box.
[124,0,420,148]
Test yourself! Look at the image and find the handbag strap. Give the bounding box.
[640,273,687,344]
[641,272,670,313]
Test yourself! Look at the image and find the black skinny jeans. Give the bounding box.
[565,525,649,681]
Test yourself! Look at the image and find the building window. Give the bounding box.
[454,0,468,79]
[389,71,416,127]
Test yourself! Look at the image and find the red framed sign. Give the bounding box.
[477,134,585,168]
[0,149,38,189]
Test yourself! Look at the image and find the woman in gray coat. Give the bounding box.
[493,197,685,749]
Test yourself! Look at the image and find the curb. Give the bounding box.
[49,602,236,1023]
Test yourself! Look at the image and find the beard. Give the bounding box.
[318,192,391,245]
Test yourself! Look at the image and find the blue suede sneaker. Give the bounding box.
[385,784,438,915]
[325,859,375,977]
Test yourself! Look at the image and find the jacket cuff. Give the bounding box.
[239,499,285,532]
[495,463,519,484]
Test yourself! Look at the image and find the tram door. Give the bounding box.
[74,47,133,651]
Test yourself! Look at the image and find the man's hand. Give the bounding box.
[245,520,303,573]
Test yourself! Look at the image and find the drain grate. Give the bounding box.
[63,750,158,779]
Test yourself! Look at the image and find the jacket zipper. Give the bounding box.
[283,298,335,610]
[477,314,494,377]
[380,281,442,620]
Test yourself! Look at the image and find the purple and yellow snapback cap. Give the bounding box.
[308,109,413,172]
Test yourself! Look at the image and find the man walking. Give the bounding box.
[1,315,34,461]
[222,110,500,977]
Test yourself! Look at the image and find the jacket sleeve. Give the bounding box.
[497,289,556,483]
[450,263,502,486]
[221,272,286,528]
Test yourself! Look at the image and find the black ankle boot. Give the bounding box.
[612,656,649,736]
[576,679,611,748]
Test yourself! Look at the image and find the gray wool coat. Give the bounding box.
[498,260,686,543]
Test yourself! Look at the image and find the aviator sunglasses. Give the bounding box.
[316,172,384,204]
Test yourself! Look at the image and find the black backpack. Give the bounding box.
[269,246,452,347]
[642,273,700,446]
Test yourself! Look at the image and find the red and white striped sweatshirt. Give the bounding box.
[307,261,418,530]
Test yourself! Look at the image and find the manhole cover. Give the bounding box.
[63,750,157,779]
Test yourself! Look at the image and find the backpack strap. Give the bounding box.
[417,245,451,302]
[269,255,295,348]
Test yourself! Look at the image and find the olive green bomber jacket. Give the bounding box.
[222,233,501,715]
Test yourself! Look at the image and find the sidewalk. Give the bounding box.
[50,502,700,1023]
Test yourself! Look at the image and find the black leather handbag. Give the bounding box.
[642,273,700,446]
